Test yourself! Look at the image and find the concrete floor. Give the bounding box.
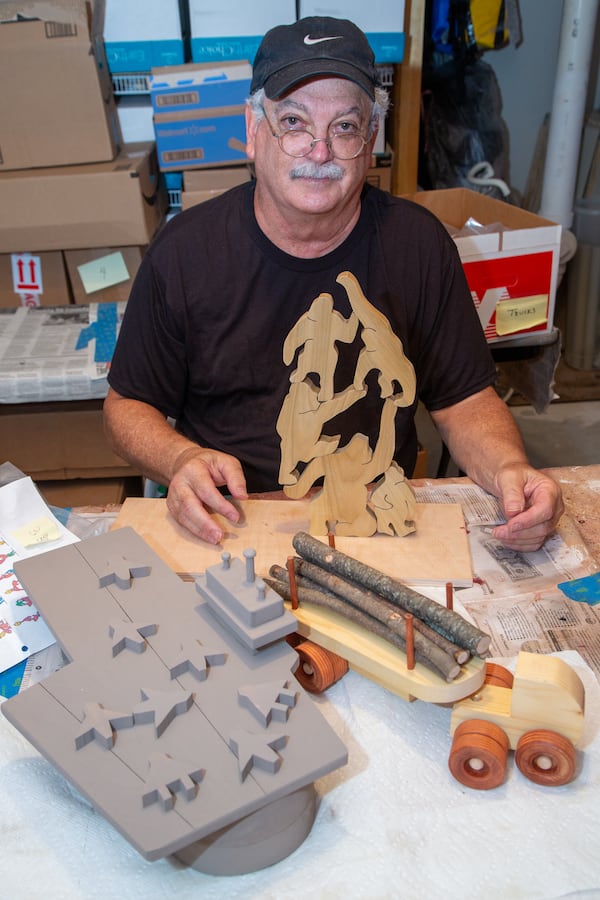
[416,399,600,478]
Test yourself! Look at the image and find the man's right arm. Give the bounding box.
[103,388,247,543]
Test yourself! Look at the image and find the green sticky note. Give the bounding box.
[77,252,129,295]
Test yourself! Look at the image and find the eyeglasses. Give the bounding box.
[260,106,368,161]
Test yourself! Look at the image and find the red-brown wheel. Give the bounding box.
[515,729,577,786]
[449,719,510,790]
[484,662,514,689]
[292,641,349,693]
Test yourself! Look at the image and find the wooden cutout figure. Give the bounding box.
[369,462,417,537]
[283,292,358,401]
[279,271,417,536]
[276,381,365,486]
[336,271,416,406]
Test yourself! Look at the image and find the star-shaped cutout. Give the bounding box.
[75,701,133,750]
[108,620,157,656]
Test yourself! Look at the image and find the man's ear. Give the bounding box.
[245,102,258,161]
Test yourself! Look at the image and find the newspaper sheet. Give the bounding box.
[415,483,600,679]
[0,303,125,403]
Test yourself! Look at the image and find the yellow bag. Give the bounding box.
[469,0,509,50]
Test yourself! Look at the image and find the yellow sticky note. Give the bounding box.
[12,516,61,548]
[77,252,130,295]
[495,294,548,336]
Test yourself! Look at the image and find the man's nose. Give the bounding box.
[308,136,335,161]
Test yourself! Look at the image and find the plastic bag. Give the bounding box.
[420,55,513,201]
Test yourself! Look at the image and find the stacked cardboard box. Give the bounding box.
[188,0,296,64]
[0,2,165,504]
[298,1,406,64]
[103,0,185,74]
[0,144,166,256]
[0,0,119,172]
[149,61,252,171]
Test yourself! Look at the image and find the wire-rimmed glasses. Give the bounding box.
[260,106,368,160]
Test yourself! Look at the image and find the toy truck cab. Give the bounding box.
[449,651,586,789]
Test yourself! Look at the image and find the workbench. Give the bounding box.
[0,465,599,899]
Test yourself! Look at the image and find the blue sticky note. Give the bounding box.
[557,571,600,605]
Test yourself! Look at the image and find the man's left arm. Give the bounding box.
[430,386,564,551]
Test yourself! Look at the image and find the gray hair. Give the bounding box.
[248,85,390,137]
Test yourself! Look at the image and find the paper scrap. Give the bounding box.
[11,516,61,549]
[495,294,548,336]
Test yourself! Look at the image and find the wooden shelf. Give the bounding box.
[391,0,425,195]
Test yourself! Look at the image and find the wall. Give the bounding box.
[487,1,600,204]
[485,0,563,202]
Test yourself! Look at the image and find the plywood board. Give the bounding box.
[112,498,473,587]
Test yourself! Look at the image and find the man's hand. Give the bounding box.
[491,463,564,552]
[166,446,248,544]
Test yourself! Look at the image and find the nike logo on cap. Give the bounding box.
[303,34,343,45]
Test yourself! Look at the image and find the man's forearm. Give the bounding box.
[103,389,198,486]
[430,387,529,495]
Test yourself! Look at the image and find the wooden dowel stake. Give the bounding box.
[287,556,299,609]
[405,613,415,670]
[446,582,453,611]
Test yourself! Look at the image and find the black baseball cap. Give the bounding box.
[250,16,380,100]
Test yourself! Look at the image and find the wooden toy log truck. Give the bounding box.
[270,532,586,792]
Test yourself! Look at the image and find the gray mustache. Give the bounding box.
[290,161,345,181]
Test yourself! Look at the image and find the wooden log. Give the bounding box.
[293,557,470,665]
[292,531,491,657]
[267,566,460,682]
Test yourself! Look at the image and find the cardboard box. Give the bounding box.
[402,188,562,343]
[0,252,71,308]
[298,1,406,63]
[181,165,252,208]
[149,61,252,114]
[188,1,296,63]
[0,401,138,481]
[36,476,143,509]
[153,107,248,171]
[116,96,155,144]
[0,0,120,171]
[103,0,184,74]
[0,144,168,253]
[366,145,393,192]
[64,247,144,304]
[366,166,392,193]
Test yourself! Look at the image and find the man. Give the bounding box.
[104,16,563,551]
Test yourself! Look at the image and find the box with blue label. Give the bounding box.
[103,0,185,74]
[298,1,406,63]
[188,1,296,63]
[149,62,252,114]
[153,107,248,171]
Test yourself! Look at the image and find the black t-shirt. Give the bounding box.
[108,182,497,492]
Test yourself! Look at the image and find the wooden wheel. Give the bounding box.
[448,719,509,790]
[515,729,577,786]
[293,641,349,693]
[484,662,514,689]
